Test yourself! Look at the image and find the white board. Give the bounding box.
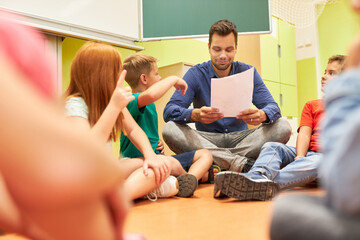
[0,0,142,49]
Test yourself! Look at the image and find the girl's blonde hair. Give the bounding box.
[65,41,122,141]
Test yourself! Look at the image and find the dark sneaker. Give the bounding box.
[241,158,256,173]
[214,171,280,201]
[176,174,198,198]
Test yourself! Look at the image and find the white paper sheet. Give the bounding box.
[211,68,254,117]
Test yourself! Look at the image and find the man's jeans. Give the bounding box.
[250,142,321,190]
[162,118,291,172]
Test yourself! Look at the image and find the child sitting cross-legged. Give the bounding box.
[121,54,216,198]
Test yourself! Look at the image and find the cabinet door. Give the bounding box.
[278,20,297,86]
[260,35,280,83]
[280,84,298,117]
[260,18,297,118]
[263,80,281,107]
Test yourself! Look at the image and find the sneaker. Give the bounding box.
[176,174,198,198]
[241,158,256,173]
[214,171,280,201]
[144,175,179,201]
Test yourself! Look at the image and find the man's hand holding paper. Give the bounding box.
[211,67,256,119]
[190,106,224,124]
[237,108,268,125]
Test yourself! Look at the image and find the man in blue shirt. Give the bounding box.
[163,19,291,173]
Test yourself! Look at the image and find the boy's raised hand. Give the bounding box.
[111,70,134,110]
[174,78,188,96]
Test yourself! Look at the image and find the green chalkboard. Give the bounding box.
[141,0,271,40]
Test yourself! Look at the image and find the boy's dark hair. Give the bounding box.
[123,54,158,88]
[209,19,238,47]
[328,55,347,70]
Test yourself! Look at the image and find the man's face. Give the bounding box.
[208,33,237,74]
[321,61,342,91]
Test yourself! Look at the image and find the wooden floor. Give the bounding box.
[125,184,322,240]
[0,184,322,240]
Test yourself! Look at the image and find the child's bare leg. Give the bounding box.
[166,156,187,176]
[188,149,213,180]
[123,167,159,200]
[118,158,144,179]
[165,155,202,198]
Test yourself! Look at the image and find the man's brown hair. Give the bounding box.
[209,19,238,47]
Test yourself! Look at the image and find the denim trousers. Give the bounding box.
[250,142,321,190]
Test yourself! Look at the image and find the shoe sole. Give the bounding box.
[214,172,280,201]
[176,174,198,198]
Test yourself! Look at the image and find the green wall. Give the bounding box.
[62,38,210,91]
[62,38,138,92]
[296,57,318,118]
[295,0,360,121]
[137,39,209,68]
[318,0,360,71]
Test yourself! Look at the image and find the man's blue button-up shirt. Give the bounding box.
[163,60,281,133]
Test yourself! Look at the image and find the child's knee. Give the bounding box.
[195,149,213,163]
[166,156,184,176]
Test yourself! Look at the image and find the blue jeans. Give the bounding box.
[250,142,321,190]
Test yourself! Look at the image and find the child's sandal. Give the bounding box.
[200,165,221,184]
